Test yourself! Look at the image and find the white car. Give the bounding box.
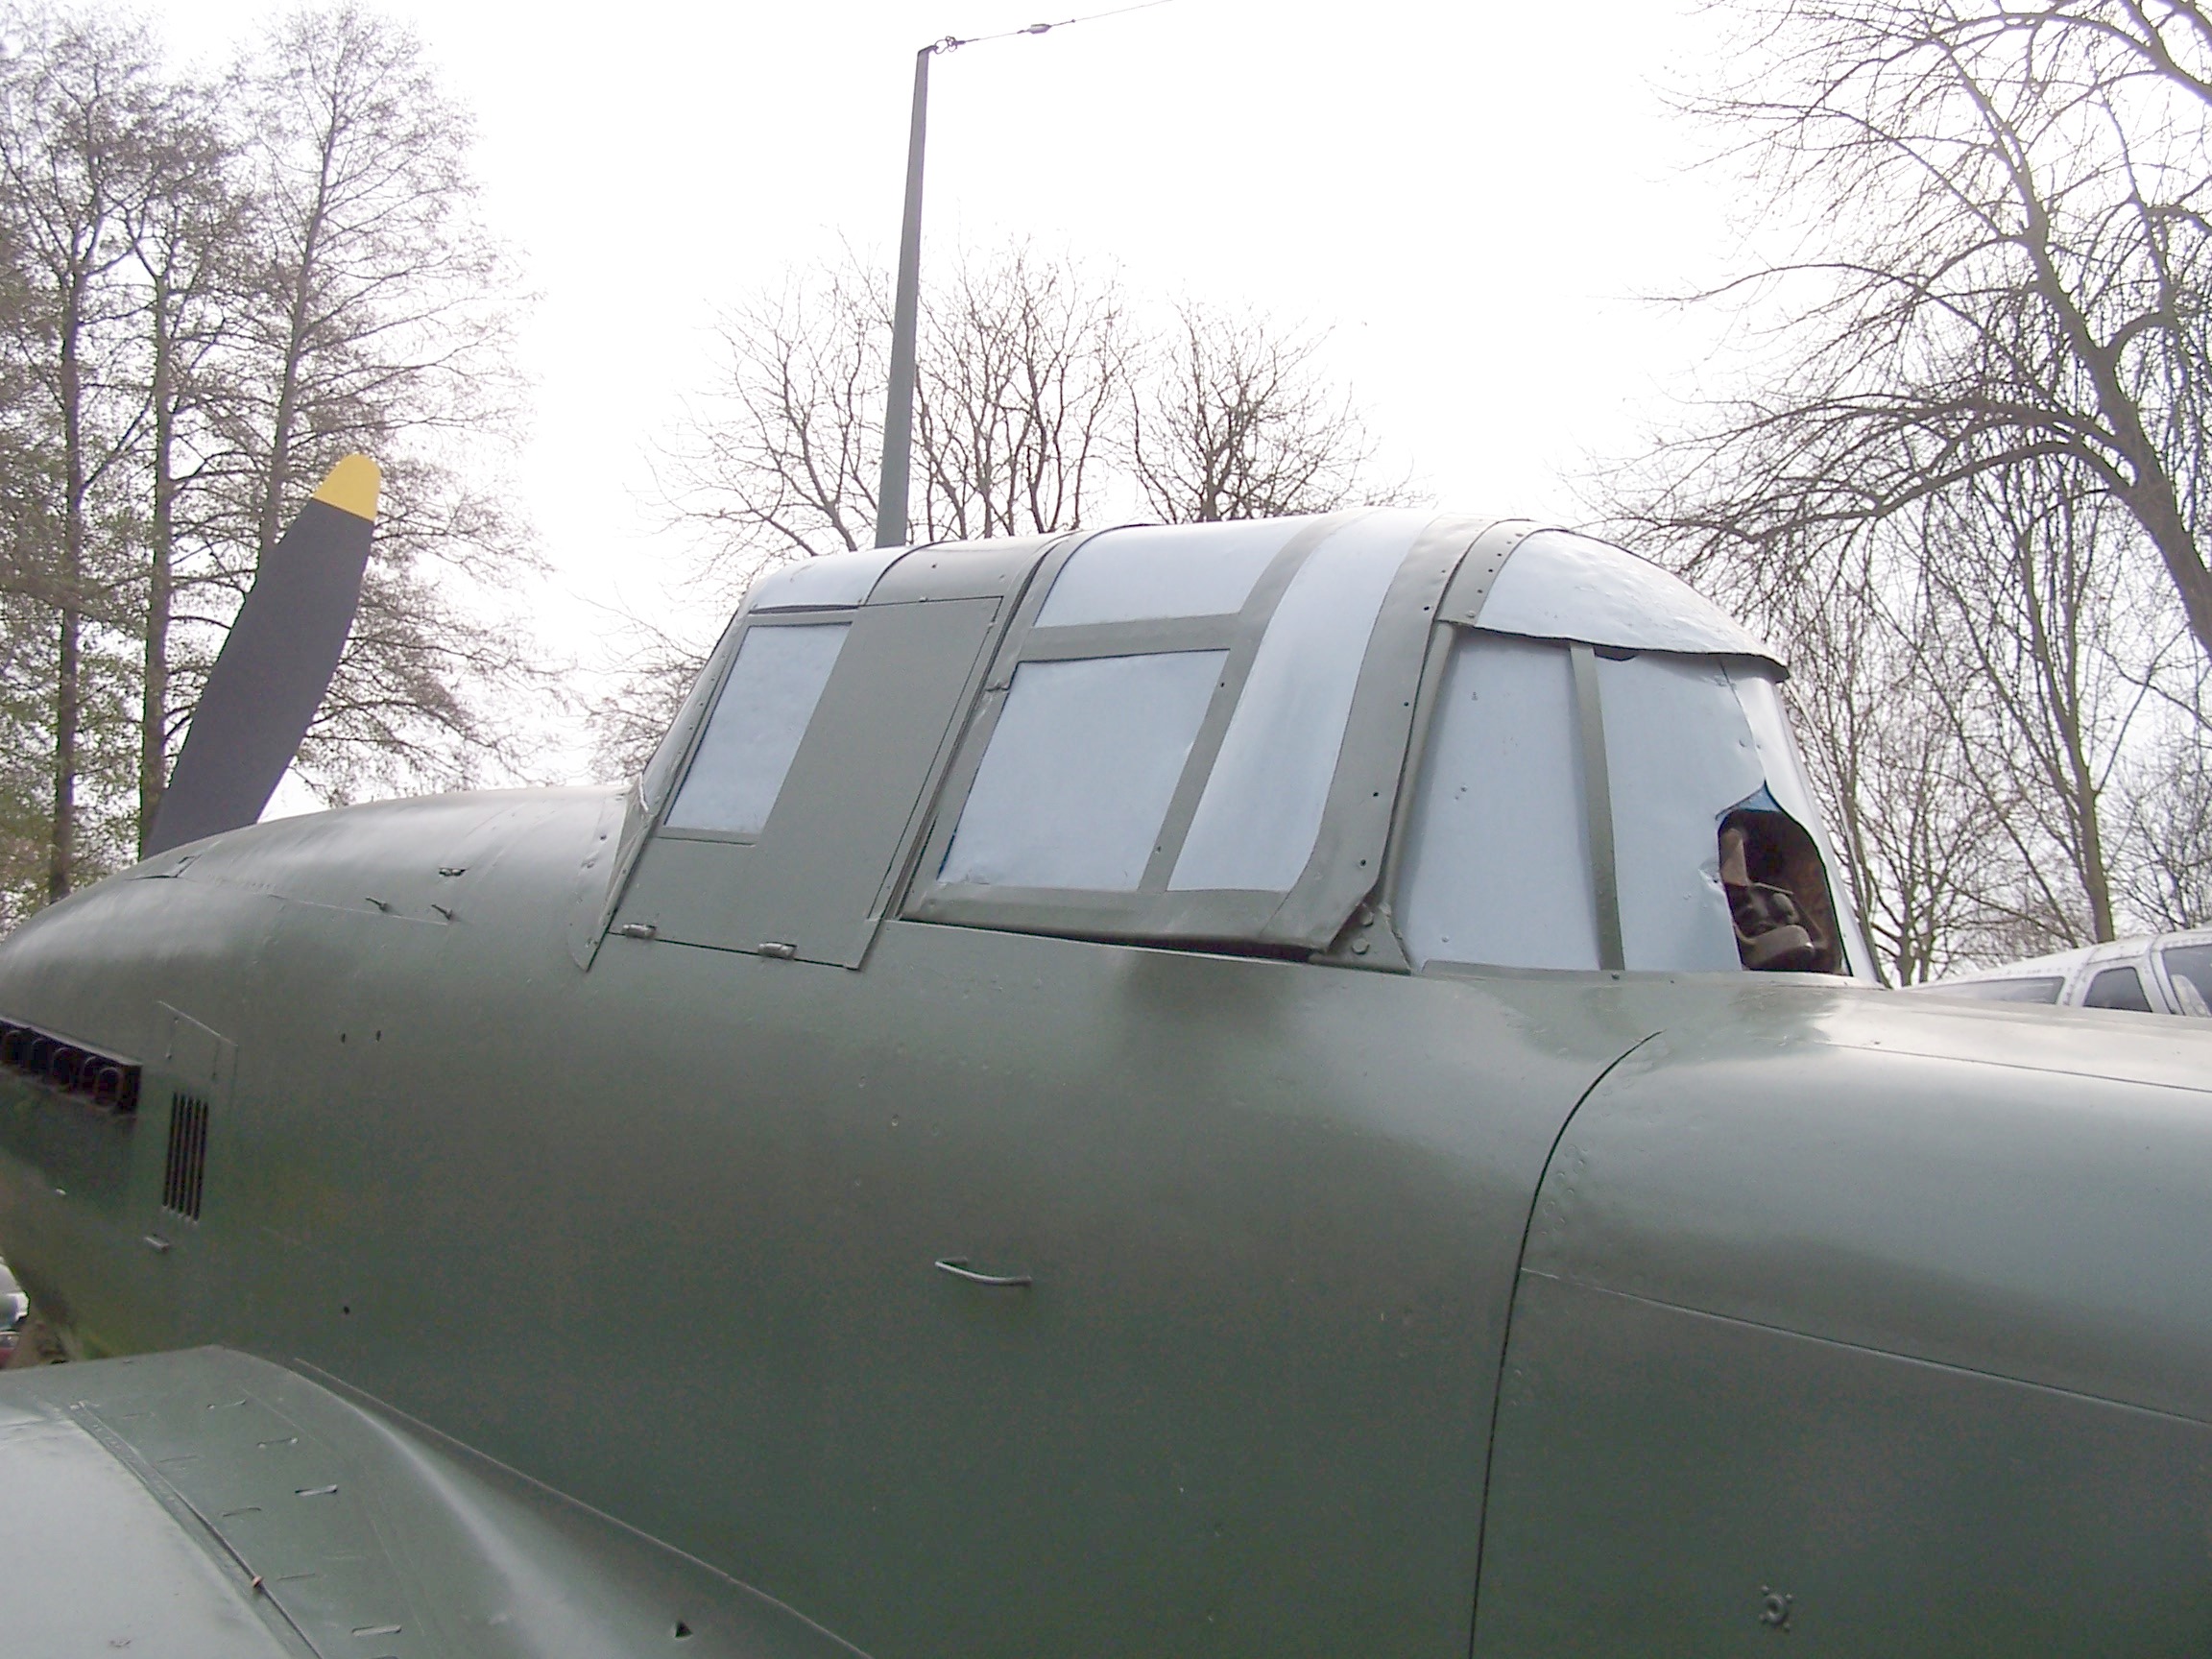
[0,1259,23,1364]
[1915,928,2212,1015]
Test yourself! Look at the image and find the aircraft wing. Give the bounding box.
[0,1347,861,1659]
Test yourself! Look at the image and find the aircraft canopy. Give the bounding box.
[625,511,1870,979]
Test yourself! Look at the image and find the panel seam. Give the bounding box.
[1512,1270,2212,1431]
[1464,1027,1663,1659]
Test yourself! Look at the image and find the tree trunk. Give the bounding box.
[49,611,77,903]
[2057,704,2118,942]
[139,276,174,855]
[255,127,338,569]
[2015,208,2212,666]
[2121,475,2212,666]
[257,337,300,566]
[48,286,84,902]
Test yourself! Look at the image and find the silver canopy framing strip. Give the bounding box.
[1340,518,1534,968]
[1263,514,1502,949]
[1569,642,1627,974]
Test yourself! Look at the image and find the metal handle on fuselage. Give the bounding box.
[934,1257,1032,1288]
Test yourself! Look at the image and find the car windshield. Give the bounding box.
[1937,975,2068,1004]
[2161,944,2212,1016]
[2083,964,2155,1011]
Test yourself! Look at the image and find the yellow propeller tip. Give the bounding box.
[310,454,382,522]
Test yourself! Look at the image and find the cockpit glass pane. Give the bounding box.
[640,616,738,812]
[1036,521,1296,627]
[1599,653,1764,972]
[942,651,1227,891]
[664,622,850,835]
[1479,529,1775,659]
[749,546,905,610]
[1729,670,1875,977]
[1398,634,1600,970]
[1169,519,1407,892]
[2161,945,2212,1015]
[1401,635,1863,977]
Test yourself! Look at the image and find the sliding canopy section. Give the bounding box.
[909,511,1492,950]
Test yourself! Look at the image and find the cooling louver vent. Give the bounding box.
[162,1091,209,1220]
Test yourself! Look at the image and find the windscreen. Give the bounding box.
[2162,945,2212,1015]
[1398,632,1866,976]
[932,514,1421,914]
[1170,525,1405,891]
[640,618,737,812]
[1929,976,2067,1004]
[1037,520,1292,626]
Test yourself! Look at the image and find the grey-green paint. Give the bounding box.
[2,513,2210,1657]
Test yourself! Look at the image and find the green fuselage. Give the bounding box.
[4,785,2212,1656]
[8,513,2212,1656]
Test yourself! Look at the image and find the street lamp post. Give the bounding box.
[871,5,1166,549]
[872,39,948,551]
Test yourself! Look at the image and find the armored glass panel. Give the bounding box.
[664,622,850,835]
[1731,670,1876,977]
[2161,945,2212,1015]
[1398,634,1600,971]
[1035,521,1297,628]
[1170,519,1407,892]
[1598,654,1765,973]
[2083,965,2155,1011]
[941,651,1227,891]
[1480,529,1777,661]
[1939,976,2069,1004]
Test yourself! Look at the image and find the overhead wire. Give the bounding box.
[935,0,1175,54]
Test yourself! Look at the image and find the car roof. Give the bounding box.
[1924,928,2212,990]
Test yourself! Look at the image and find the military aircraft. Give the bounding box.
[2,465,2210,1657]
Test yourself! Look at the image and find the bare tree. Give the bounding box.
[1130,301,1403,523]
[1916,471,2186,946]
[2116,706,2212,928]
[1630,0,2212,664]
[0,5,546,924]
[1760,559,2011,983]
[661,255,889,585]
[120,71,242,853]
[627,243,1407,781]
[0,232,59,925]
[212,3,541,803]
[662,241,1131,592]
[1608,0,2212,958]
[913,244,1127,541]
[0,6,167,898]
[662,244,1403,589]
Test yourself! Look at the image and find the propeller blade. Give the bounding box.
[146,455,381,856]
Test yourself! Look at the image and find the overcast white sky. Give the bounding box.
[155,0,1751,781]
